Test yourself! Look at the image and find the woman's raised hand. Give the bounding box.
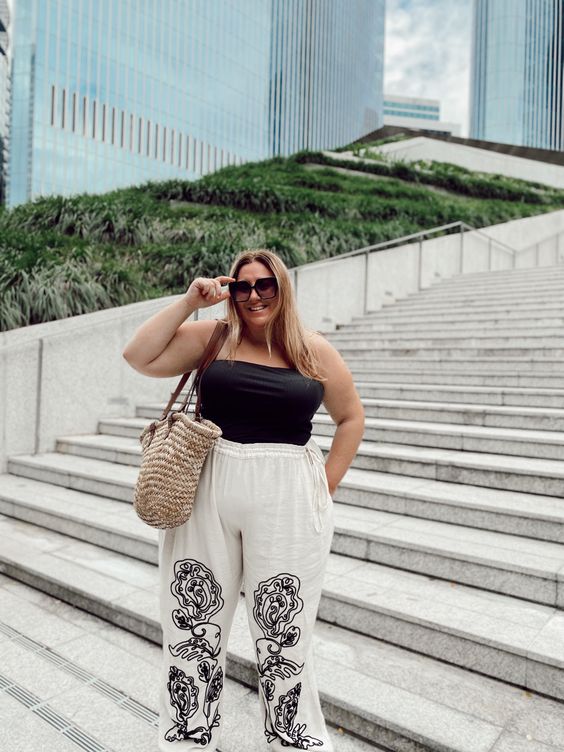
[184,276,236,310]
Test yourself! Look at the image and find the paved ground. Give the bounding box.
[0,572,377,752]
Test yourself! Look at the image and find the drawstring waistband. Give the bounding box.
[212,436,331,534]
[304,442,330,534]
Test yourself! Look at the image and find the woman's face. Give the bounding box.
[233,260,279,330]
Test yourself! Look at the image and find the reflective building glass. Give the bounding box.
[0,0,9,204]
[470,0,564,150]
[8,0,384,207]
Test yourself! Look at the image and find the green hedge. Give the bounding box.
[1,149,563,331]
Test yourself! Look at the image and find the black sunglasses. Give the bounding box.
[228,276,278,302]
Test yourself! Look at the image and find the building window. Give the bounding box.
[111,107,116,145]
[120,110,125,147]
[155,123,159,159]
[72,92,77,132]
[129,114,134,151]
[50,85,55,126]
[82,96,87,136]
[163,127,167,162]
[171,129,175,164]
[92,100,97,139]
[61,88,66,128]
[102,103,106,141]
[138,116,142,153]
[178,132,182,167]
[146,120,151,156]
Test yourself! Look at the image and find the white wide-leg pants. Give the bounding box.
[157,435,335,751]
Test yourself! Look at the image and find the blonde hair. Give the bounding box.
[221,249,326,382]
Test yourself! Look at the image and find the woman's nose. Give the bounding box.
[248,287,261,303]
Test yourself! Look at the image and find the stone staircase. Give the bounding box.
[2,262,564,751]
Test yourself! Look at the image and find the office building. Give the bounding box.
[7,0,385,207]
[470,0,564,150]
[0,0,10,205]
[383,94,461,136]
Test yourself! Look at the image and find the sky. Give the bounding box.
[384,0,473,136]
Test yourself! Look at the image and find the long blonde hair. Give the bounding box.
[221,249,326,382]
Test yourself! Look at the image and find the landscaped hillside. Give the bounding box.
[2,149,564,331]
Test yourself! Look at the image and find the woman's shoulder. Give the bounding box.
[304,328,347,371]
[304,327,329,350]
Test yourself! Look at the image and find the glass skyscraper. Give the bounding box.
[0,0,10,205]
[470,0,564,150]
[7,0,384,208]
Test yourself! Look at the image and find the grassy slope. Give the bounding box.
[1,149,563,331]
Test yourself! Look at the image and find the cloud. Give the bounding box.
[384,0,472,135]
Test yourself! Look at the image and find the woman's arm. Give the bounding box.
[122,275,233,377]
[310,332,365,495]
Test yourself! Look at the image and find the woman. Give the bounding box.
[122,249,365,751]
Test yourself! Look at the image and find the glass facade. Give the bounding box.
[8,0,385,208]
[0,0,9,205]
[470,0,564,150]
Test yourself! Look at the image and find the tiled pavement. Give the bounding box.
[0,572,376,752]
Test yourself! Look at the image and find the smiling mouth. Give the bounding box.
[248,305,267,312]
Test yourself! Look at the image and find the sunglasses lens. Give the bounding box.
[256,278,278,299]
[231,281,252,301]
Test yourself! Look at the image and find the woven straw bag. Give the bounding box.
[133,319,229,529]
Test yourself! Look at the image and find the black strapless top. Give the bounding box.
[199,360,324,445]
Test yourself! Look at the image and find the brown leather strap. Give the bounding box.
[160,319,228,420]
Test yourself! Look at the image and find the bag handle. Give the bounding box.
[160,319,229,421]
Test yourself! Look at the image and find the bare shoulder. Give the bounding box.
[304,329,347,374]
[177,317,225,349]
[305,328,362,423]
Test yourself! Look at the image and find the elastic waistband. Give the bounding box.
[213,435,321,460]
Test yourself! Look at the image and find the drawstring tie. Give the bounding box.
[304,443,330,534]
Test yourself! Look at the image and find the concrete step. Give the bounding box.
[341,320,564,333]
[0,573,380,752]
[4,450,564,553]
[96,413,564,460]
[349,369,564,388]
[2,514,564,706]
[367,302,564,316]
[350,382,564,408]
[404,286,564,303]
[341,399,564,430]
[135,397,564,431]
[314,415,564,460]
[379,300,564,315]
[337,467,564,545]
[419,279,564,295]
[399,295,564,313]
[311,437,564,497]
[8,436,564,498]
[2,474,564,607]
[344,355,564,369]
[428,265,564,286]
[333,327,564,341]
[330,339,564,355]
[352,310,564,325]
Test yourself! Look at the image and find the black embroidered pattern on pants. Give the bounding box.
[165,558,224,745]
[252,573,324,749]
